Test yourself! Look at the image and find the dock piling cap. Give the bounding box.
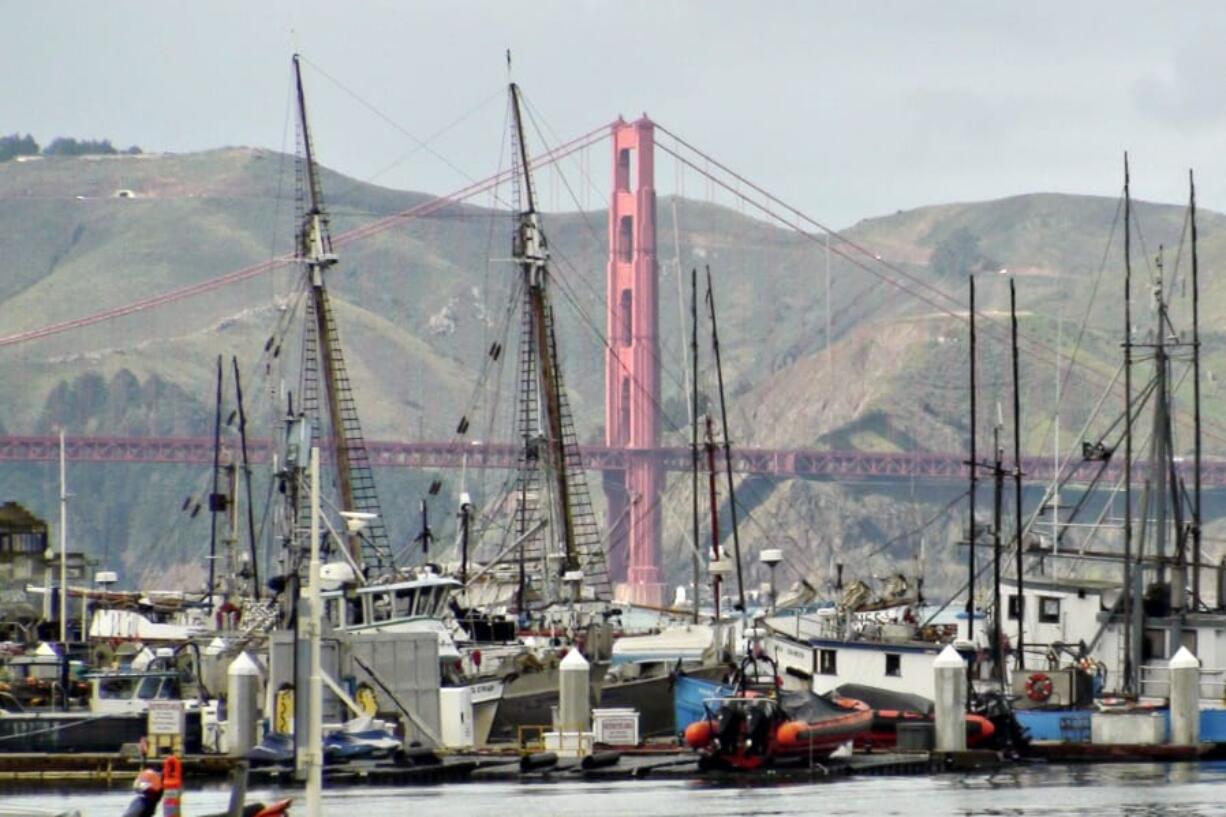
[560,649,590,671]
[1169,646,1199,669]
[934,644,966,668]
[228,651,260,676]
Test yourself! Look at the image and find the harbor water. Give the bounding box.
[6,762,1226,816]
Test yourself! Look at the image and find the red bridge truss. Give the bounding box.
[1,434,1222,487]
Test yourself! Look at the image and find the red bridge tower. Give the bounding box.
[604,117,664,607]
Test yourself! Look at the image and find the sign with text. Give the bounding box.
[147,700,184,736]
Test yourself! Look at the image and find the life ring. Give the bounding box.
[1025,672,1054,702]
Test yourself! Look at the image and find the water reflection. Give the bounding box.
[8,763,1226,817]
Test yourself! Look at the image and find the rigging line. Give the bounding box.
[656,123,986,316]
[1031,195,1123,463]
[0,122,615,350]
[657,138,1226,449]
[864,489,971,565]
[520,92,608,214]
[519,100,698,395]
[298,57,501,192]
[728,475,825,580]
[934,360,1193,627]
[546,253,691,439]
[1165,199,1191,306]
[544,230,693,417]
[520,93,607,245]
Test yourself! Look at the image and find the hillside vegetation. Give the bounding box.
[0,148,1221,598]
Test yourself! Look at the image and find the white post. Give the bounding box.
[306,446,323,817]
[227,652,260,757]
[934,644,967,752]
[558,649,591,755]
[1169,646,1200,746]
[58,430,68,645]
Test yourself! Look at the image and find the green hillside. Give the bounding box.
[0,149,1220,598]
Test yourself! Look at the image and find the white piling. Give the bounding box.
[933,644,967,752]
[1169,646,1200,746]
[226,652,260,757]
[558,649,591,733]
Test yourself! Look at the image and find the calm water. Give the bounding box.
[6,762,1226,816]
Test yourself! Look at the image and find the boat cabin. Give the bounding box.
[87,669,183,714]
[323,576,461,631]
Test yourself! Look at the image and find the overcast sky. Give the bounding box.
[10,2,1226,227]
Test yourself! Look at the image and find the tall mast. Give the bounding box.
[510,81,574,575]
[992,425,1004,689]
[1010,278,1025,669]
[507,82,610,603]
[208,355,223,611]
[291,55,391,575]
[294,55,358,565]
[1122,153,1135,694]
[967,275,977,644]
[690,267,701,623]
[1189,170,1203,610]
[705,415,722,621]
[705,267,746,612]
[233,357,260,600]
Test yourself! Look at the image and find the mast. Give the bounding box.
[294,55,358,566]
[511,80,575,576]
[58,430,68,646]
[1123,153,1135,694]
[705,415,722,620]
[691,267,701,623]
[705,267,746,611]
[992,424,1004,689]
[208,355,223,611]
[291,54,391,575]
[967,275,977,644]
[1189,170,1203,610]
[233,357,260,600]
[1010,278,1025,669]
[507,81,610,604]
[458,495,471,585]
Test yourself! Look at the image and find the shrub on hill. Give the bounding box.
[0,133,39,162]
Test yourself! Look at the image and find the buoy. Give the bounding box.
[161,755,182,817]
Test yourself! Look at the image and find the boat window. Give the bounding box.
[1007,595,1022,621]
[394,588,414,618]
[1180,630,1198,658]
[1038,596,1061,624]
[98,676,137,699]
[885,654,901,677]
[1143,628,1166,662]
[817,649,837,675]
[434,586,451,617]
[137,676,163,700]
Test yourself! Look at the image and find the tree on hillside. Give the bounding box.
[43,137,120,157]
[929,226,998,278]
[0,133,39,162]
